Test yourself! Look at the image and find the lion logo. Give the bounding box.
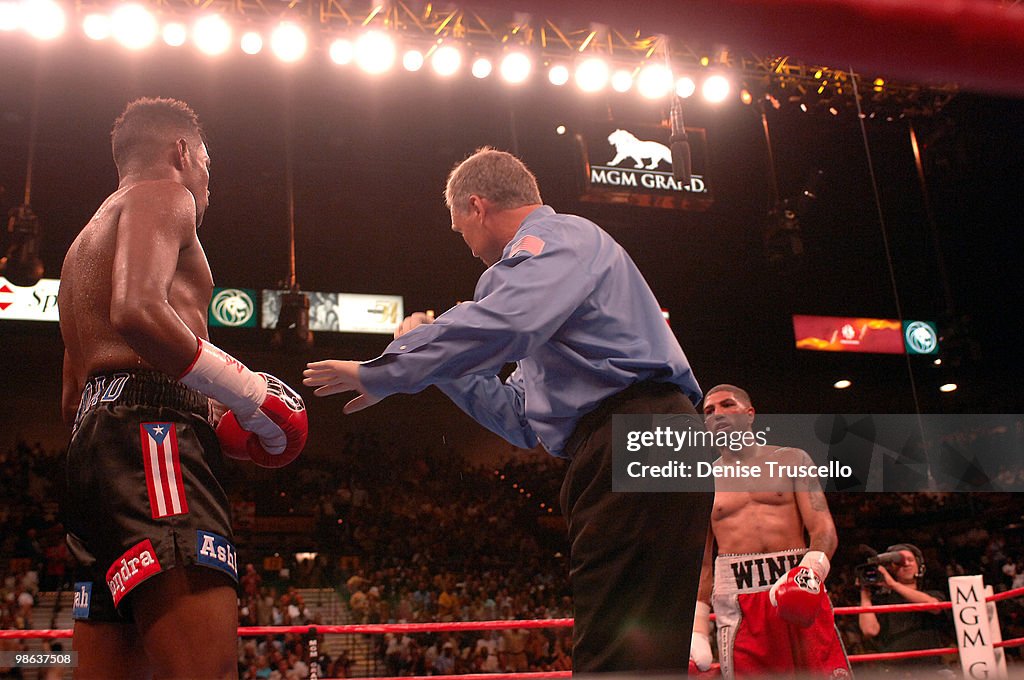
[211,288,254,327]
[904,321,937,354]
[606,129,672,170]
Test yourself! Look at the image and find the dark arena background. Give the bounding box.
[2,1,1024,677]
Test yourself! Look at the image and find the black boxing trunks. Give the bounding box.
[64,370,237,623]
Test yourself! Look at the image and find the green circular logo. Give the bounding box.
[211,289,254,327]
[904,321,937,354]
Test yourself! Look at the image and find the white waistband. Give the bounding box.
[714,549,807,596]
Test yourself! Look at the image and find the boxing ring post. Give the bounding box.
[949,575,1008,679]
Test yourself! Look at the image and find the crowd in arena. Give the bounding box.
[2,423,1024,676]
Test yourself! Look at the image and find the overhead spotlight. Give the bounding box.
[0,2,20,32]
[636,63,673,99]
[833,379,852,389]
[574,57,609,93]
[800,103,809,113]
[270,22,306,63]
[21,0,65,40]
[939,383,958,393]
[610,68,633,93]
[933,358,942,366]
[500,52,531,84]
[329,38,354,65]
[471,57,492,78]
[828,106,839,116]
[354,30,396,74]
[240,31,263,55]
[82,13,110,41]
[555,124,566,135]
[740,88,753,105]
[675,76,696,98]
[110,4,156,49]
[193,14,232,56]
[431,44,461,76]
[548,64,569,86]
[402,49,424,71]
[162,22,186,47]
[702,74,731,103]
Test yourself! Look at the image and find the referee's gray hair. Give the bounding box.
[444,147,542,213]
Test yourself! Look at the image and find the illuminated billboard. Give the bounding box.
[0,276,60,322]
[793,315,905,354]
[262,290,403,335]
[575,122,713,210]
[793,315,939,355]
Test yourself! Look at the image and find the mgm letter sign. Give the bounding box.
[575,123,712,210]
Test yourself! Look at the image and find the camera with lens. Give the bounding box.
[855,545,917,588]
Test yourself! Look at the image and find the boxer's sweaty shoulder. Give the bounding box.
[59,180,213,380]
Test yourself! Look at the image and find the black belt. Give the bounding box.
[74,370,209,432]
[563,381,683,459]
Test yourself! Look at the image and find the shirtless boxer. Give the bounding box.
[58,98,305,678]
[690,384,850,678]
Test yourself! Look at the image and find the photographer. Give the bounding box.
[858,543,949,672]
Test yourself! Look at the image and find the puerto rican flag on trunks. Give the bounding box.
[140,423,189,519]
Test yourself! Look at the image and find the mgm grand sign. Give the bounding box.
[576,123,712,210]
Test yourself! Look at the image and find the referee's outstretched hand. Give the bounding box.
[303,360,382,414]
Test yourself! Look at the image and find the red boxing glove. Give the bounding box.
[217,374,308,468]
[769,566,824,628]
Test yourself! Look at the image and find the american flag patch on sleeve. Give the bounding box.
[510,234,545,257]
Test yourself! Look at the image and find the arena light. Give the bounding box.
[240,31,262,55]
[555,124,566,135]
[500,51,531,84]
[833,379,852,389]
[740,88,754,105]
[0,2,19,32]
[329,37,354,65]
[431,44,461,77]
[162,21,186,47]
[548,64,569,86]
[81,13,110,41]
[675,76,696,98]
[610,68,633,93]
[354,30,396,74]
[270,22,306,63]
[21,0,65,40]
[402,49,423,71]
[636,63,673,99]
[702,74,731,103]
[574,56,609,93]
[939,383,958,393]
[193,14,232,56]
[110,4,157,49]
[471,56,492,79]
